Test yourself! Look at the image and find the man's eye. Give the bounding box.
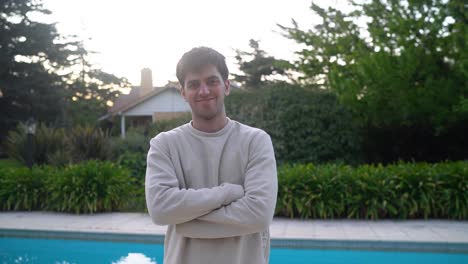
[208,79,219,85]
[188,82,199,89]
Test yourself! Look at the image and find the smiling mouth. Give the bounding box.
[196,98,215,102]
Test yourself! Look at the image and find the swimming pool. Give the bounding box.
[1,236,467,264]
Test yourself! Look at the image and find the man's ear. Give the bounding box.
[224,80,230,96]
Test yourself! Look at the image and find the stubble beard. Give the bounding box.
[192,99,225,121]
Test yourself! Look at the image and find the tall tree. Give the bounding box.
[233,39,292,89]
[280,0,467,162]
[0,0,127,143]
[63,44,127,126]
[0,0,76,139]
[281,0,467,129]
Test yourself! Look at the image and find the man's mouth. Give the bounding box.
[196,98,215,102]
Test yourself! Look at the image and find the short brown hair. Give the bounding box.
[176,47,229,87]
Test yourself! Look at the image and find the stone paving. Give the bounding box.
[1,212,467,244]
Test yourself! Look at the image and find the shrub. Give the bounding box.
[0,166,52,211]
[110,131,150,160]
[116,151,147,180]
[109,133,150,212]
[4,124,112,166]
[0,158,23,169]
[115,151,147,212]
[46,160,135,214]
[146,113,192,137]
[226,84,363,164]
[4,123,68,166]
[69,126,111,163]
[276,161,468,220]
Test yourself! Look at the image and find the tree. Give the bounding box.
[63,44,127,126]
[280,0,467,162]
[0,0,128,144]
[0,0,76,139]
[233,39,292,89]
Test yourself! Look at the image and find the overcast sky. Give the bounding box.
[42,0,343,87]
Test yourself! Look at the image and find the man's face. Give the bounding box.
[181,64,230,121]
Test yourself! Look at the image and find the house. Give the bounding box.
[100,68,191,138]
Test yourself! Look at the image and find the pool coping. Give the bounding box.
[1,228,467,254]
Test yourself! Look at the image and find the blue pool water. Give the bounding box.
[1,237,467,264]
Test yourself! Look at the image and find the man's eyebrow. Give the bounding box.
[206,75,220,80]
[187,79,200,84]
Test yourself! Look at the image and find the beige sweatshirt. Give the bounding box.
[145,119,278,264]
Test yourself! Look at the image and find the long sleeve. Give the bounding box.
[176,132,278,238]
[145,134,244,226]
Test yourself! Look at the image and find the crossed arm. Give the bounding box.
[145,135,245,225]
[145,132,278,238]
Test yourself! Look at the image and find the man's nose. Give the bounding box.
[198,83,210,95]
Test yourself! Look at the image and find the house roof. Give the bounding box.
[98,84,180,121]
[109,85,180,115]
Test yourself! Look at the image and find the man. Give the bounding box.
[145,47,278,264]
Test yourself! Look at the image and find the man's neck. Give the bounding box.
[191,114,228,133]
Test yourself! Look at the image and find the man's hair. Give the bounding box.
[176,47,229,87]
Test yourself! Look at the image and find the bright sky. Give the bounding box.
[42,0,342,87]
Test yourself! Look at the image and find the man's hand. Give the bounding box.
[220,183,244,205]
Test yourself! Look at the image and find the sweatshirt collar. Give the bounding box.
[186,118,233,138]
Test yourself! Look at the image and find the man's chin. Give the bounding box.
[193,111,218,121]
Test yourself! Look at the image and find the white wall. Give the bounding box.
[124,89,190,116]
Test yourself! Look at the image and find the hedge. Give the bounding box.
[226,84,363,165]
[0,160,136,213]
[276,161,468,219]
[1,160,466,219]
[0,166,50,211]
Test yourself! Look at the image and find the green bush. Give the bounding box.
[46,161,135,214]
[116,151,147,180]
[226,84,363,164]
[0,158,23,169]
[110,131,150,160]
[0,166,52,211]
[146,113,192,137]
[0,161,137,214]
[2,158,465,219]
[4,124,112,166]
[4,123,69,166]
[108,132,151,212]
[115,151,147,212]
[276,161,468,220]
[69,126,111,163]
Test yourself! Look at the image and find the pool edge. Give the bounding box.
[1,228,467,254]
